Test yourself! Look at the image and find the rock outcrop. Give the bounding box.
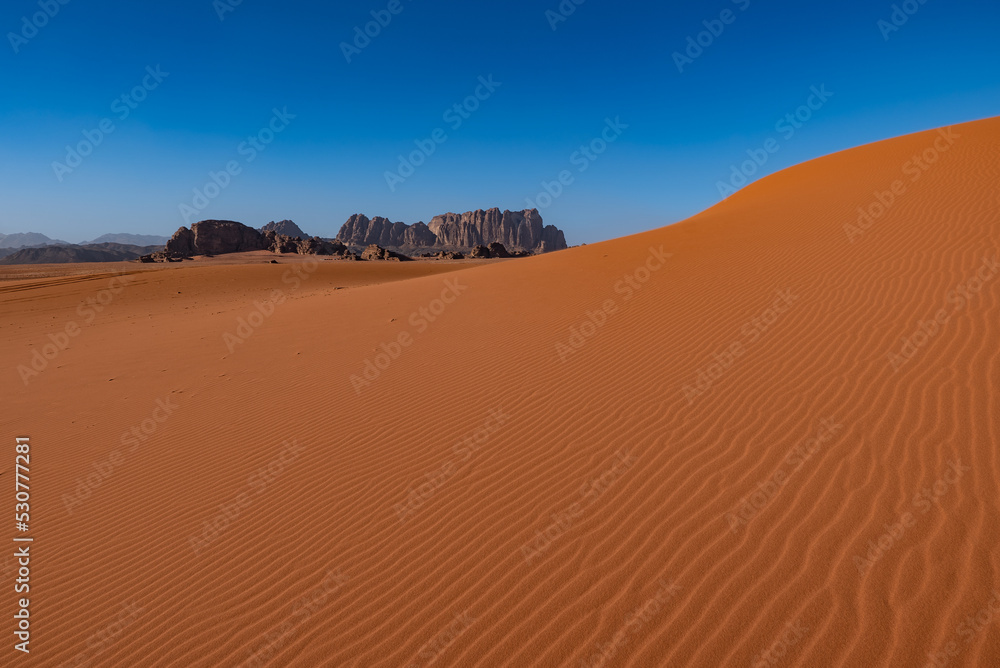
[360,245,411,262]
[467,243,518,259]
[487,242,511,258]
[260,220,308,238]
[165,220,268,256]
[141,213,556,263]
[335,208,567,254]
[143,220,358,262]
[337,215,437,248]
[469,245,491,259]
[428,208,565,252]
[260,230,353,257]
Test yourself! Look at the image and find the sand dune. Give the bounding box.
[2,117,999,666]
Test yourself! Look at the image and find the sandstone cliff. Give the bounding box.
[337,215,437,248]
[336,208,567,253]
[427,208,566,253]
[165,220,269,256]
[147,220,357,261]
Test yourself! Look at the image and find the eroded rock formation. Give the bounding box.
[143,220,359,262]
[165,220,268,256]
[337,215,437,248]
[427,209,565,252]
[336,208,567,253]
[360,244,411,262]
[261,220,309,238]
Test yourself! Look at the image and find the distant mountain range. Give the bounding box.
[0,232,70,248]
[0,242,162,265]
[0,232,168,248]
[80,233,170,246]
[0,231,168,264]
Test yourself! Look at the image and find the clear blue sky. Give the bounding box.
[1,0,997,244]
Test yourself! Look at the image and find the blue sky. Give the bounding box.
[1,0,998,244]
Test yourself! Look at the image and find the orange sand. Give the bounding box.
[2,117,998,666]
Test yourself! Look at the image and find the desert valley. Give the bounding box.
[2,117,998,666]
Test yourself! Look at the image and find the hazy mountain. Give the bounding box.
[82,233,170,246]
[0,232,70,248]
[0,243,161,265]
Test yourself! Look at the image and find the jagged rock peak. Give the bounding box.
[260,220,308,238]
[336,208,567,253]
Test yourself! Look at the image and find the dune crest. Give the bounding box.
[2,117,999,666]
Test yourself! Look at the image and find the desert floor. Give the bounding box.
[2,117,998,667]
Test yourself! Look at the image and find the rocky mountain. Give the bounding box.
[0,232,70,248]
[260,220,309,238]
[0,243,160,265]
[82,233,169,246]
[141,217,551,264]
[428,208,566,253]
[262,230,354,257]
[360,244,411,262]
[165,220,270,256]
[337,215,437,248]
[144,220,358,262]
[335,208,567,253]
